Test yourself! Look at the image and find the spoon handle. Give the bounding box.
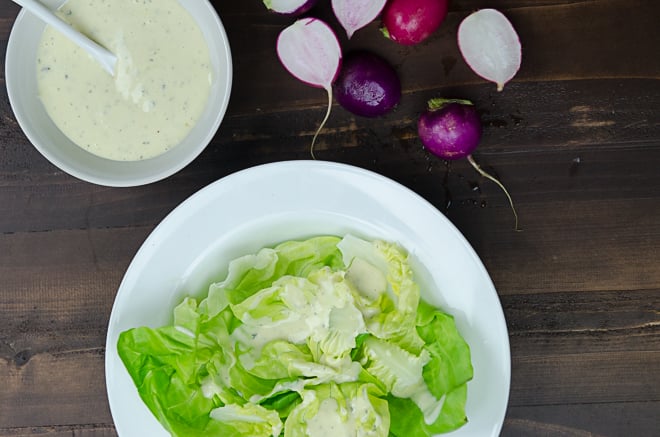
[12,0,116,75]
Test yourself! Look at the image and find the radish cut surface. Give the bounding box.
[277,18,342,158]
[332,0,387,39]
[277,18,341,89]
[458,9,521,91]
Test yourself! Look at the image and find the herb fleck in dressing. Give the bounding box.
[37,0,212,161]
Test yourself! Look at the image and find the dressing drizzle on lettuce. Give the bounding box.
[117,235,473,436]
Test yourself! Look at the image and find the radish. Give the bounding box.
[418,98,519,230]
[334,51,401,117]
[331,0,388,39]
[381,0,449,45]
[277,18,342,158]
[263,0,318,16]
[458,9,522,91]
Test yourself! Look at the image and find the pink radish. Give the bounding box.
[277,18,342,158]
[331,0,387,39]
[263,0,318,16]
[458,9,522,91]
[381,0,449,45]
[418,98,519,230]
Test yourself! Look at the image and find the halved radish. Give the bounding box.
[277,18,342,158]
[263,0,318,16]
[332,0,387,39]
[458,9,522,91]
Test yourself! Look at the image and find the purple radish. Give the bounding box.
[458,9,522,91]
[332,0,387,39]
[277,18,342,158]
[263,0,318,16]
[418,98,519,230]
[334,51,401,117]
[381,0,449,45]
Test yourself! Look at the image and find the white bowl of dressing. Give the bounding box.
[5,0,232,187]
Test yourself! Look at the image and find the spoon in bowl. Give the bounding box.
[11,0,117,75]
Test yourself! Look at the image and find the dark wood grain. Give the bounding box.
[1,0,659,436]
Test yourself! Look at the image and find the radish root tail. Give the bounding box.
[467,155,520,231]
[310,88,333,160]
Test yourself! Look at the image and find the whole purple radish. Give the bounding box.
[418,98,519,229]
[381,0,449,45]
[418,98,481,159]
[334,51,401,118]
[277,18,342,158]
[263,0,318,16]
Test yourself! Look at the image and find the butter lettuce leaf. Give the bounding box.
[117,325,221,436]
[283,382,390,437]
[209,403,283,437]
[213,236,344,306]
[387,383,469,436]
[117,235,473,437]
[338,235,425,354]
[355,335,439,420]
[386,300,474,436]
[416,300,473,399]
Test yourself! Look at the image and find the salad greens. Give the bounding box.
[117,235,473,436]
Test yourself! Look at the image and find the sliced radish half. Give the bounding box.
[458,8,522,91]
[277,18,342,158]
[332,0,387,39]
[263,0,317,16]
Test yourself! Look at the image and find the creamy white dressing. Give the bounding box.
[200,375,225,400]
[345,257,387,300]
[305,385,386,437]
[413,390,445,425]
[307,398,353,436]
[36,0,212,161]
[209,404,283,437]
[173,325,195,338]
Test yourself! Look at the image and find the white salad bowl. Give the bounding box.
[5,0,232,187]
[105,161,511,436]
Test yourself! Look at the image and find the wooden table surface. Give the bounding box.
[1,1,659,436]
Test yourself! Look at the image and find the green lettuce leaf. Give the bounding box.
[249,340,315,380]
[116,235,473,437]
[416,302,473,400]
[385,301,473,436]
[259,390,302,418]
[283,382,390,437]
[209,403,283,437]
[387,383,469,436]
[117,325,220,436]
[230,269,366,374]
[356,335,443,422]
[338,235,425,354]
[212,236,344,306]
